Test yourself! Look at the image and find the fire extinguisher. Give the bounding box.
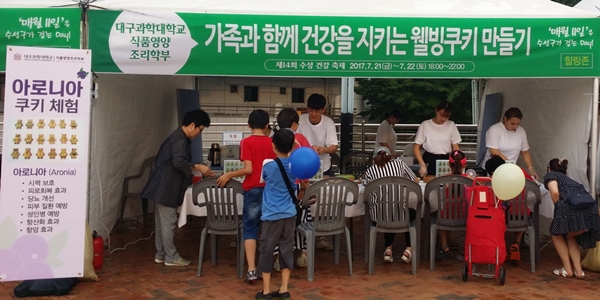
[92,231,104,270]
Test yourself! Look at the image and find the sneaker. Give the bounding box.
[271,290,291,300]
[164,257,191,267]
[316,237,334,251]
[255,291,273,299]
[246,270,258,283]
[296,252,307,267]
[273,257,281,272]
[154,258,165,264]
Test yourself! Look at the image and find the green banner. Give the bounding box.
[89,10,600,77]
[0,8,81,71]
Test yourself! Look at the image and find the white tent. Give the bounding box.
[2,0,599,239]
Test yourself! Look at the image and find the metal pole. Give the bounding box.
[340,78,354,159]
[591,78,598,197]
[361,120,366,151]
[471,79,478,124]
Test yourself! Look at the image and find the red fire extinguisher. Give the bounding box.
[92,231,104,270]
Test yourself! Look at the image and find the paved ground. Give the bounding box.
[1,216,599,300]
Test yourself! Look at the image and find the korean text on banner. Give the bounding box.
[0,46,91,282]
[88,10,600,77]
[0,8,82,71]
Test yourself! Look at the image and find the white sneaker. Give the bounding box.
[316,238,334,250]
[164,257,191,266]
[296,252,307,267]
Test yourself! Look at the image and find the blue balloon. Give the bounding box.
[289,147,320,179]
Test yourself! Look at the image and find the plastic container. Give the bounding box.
[192,170,202,184]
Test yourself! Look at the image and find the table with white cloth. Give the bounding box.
[177,186,244,228]
[177,179,554,259]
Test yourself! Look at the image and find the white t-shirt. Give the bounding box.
[374,120,397,152]
[483,122,529,165]
[414,119,461,155]
[297,114,338,172]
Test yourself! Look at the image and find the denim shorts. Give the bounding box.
[242,187,264,240]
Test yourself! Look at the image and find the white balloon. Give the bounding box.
[491,163,525,200]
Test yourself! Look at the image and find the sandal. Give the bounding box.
[436,245,451,260]
[553,267,574,278]
[383,249,393,263]
[575,270,586,280]
[401,248,412,264]
[509,242,521,265]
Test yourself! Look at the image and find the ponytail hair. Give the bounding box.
[548,158,568,174]
[448,150,466,175]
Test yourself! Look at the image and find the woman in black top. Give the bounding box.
[544,158,600,279]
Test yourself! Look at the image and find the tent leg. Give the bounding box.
[591,78,599,198]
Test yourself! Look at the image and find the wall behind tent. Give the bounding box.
[88,74,195,238]
[197,76,342,109]
[482,78,593,189]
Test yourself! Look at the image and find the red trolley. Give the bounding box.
[462,177,507,285]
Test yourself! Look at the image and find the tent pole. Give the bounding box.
[340,78,354,160]
[591,78,599,198]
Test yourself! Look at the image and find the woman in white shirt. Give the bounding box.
[374,109,402,158]
[483,107,538,179]
[413,101,462,177]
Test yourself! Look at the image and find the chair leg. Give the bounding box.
[141,198,148,226]
[430,224,437,271]
[198,228,208,277]
[118,195,127,229]
[211,234,217,265]
[348,218,354,256]
[529,227,535,273]
[345,227,353,276]
[334,234,340,265]
[307,232,315,281]
[364,212,371,263]
[410,227,418,275]
[368,226,376,275]
[238,229,245,279]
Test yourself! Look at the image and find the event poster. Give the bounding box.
[0,46,91,281]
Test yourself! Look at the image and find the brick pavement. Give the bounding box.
[1,216,599,300]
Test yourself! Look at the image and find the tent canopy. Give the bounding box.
[1,0,597,17]
[2,0,599,239]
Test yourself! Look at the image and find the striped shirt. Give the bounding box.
[365,159,417,221]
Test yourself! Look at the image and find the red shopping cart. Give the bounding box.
[462,177,507,285]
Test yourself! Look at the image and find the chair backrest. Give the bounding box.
[364,176,422,230]
[141,156,156,173]
[192,177,243,232]
[504,179,541,228]
[424,175,473,227]
[341,151,373,179]
[302,177,359,232]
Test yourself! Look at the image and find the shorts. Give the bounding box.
[258,216,296,273]
[242,187,264,240]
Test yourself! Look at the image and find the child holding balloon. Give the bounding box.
[485,155,534,265]
[256,129,299,299]
[273,108,312,270]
